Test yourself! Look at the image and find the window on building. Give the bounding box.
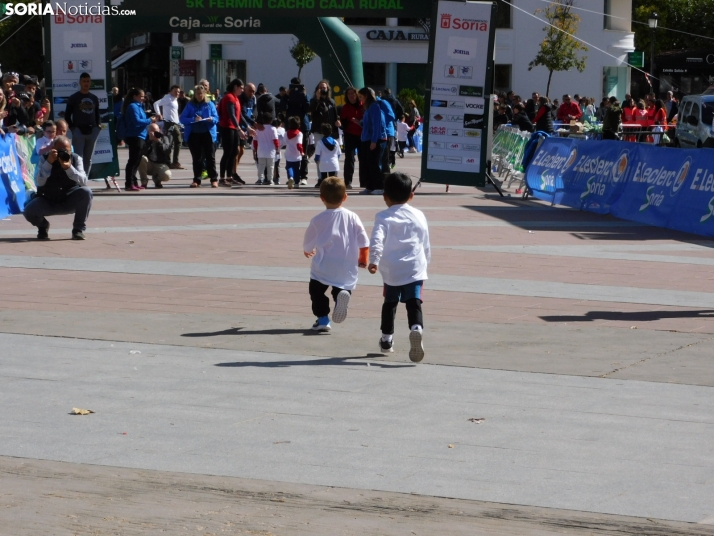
[343,17,386,26]
[364,63,387,88]
[206,60,246,94]
[494,64,512,93]
[397,63,428,94]
[603,0,612,30]
[495,0,511,29]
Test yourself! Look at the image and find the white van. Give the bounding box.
[675,95,714,148]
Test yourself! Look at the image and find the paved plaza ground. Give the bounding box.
[1,150,713,534]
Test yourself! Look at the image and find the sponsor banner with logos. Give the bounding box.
[525,138,714,237]
[0,134,27,218]
[422,0,495,186]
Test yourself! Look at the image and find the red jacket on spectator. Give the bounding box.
[556,101,583,122]
[339,100,364,137]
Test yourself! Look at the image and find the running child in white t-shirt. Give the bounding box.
[252,112,279,185]
[313,123,342,187]
[273,117,286,185]
[303,177,370,332]
[284,116,304,190]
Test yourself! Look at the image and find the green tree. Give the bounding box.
[633,0,714,55]
[289,39,317,79]
[528,0,587,98]
[0,7,43,77]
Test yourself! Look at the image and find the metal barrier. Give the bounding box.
[491,125,530,191]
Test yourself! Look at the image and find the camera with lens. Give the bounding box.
[320,89,328,97]
[153,131,163,138]
[57,149,71,163]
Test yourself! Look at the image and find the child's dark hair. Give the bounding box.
[256,111,272,125]
[399,114,405,120]
[288,116,301,130]
[272,118,282,128]
[320,123,332,137]
[320,177,346,205]
[41,120,56,130]
[384,172,412,204]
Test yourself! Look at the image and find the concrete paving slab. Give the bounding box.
[3,457,712,536]
[1,333,714,523]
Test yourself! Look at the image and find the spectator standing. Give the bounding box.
[602,97,622,140]
[309,80,341,180]
[177,89,188,115]
[406,100,420,152]
[121,88,154,191]
[154,85,185,169]
[556,95,582,122]
[217,78,247,186]
[277,86,289,115]
[665,91,679,123]
[357,87,386,195]
[377,96,396,171]
[511,103,534,132]
[237,82,257,178]
[396,115,410,156]
[339,86,363,189]
[533,96,554,134]
[180,84,219,188]
[64,72,101,175]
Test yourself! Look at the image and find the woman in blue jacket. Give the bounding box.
[357,87,387,194]
[180,84,219,187]
[122,88,154,191]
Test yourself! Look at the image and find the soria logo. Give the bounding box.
[639,186,664,211]
[440,12,488,30]
[700,196,714,223]
[440,13,452,28]
[580,177,605,199]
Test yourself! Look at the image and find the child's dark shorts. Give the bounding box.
[383,281,424,303]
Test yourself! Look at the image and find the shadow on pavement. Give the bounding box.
[215,355,415,369]
[182,327,327,337]
[540,310,714,323]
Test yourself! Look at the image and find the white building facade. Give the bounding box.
[173,0,635,101]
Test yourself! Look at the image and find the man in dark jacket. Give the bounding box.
[511,104,534,132]
[23,136,92,240]
[139,123,174,188]
[381,88,403,126]
[255,83,278,119]
[602,96,622,140]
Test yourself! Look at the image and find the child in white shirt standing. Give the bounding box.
[284,116,304,190]
[313,123,341,187]
[396,115,410,158]
[252,112,279,185]
[303,177,370,331]
[273,117,286,185]
[369,172,431,362]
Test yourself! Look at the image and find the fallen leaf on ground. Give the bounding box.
[448,444,454,448]
[468,418,485,424]
[72,408,94,415]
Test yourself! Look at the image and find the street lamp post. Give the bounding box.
[648,12,659,93]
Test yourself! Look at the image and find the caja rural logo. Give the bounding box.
[634,157,692,211]
[440,13,488,31]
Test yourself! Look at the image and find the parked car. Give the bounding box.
[675,94,714,148]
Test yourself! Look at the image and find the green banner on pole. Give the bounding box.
[628,51,644,68]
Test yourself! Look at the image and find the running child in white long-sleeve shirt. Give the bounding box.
[252,112,279,185]
[368,172,430,362]
[273,117,286,185]
[303,177,369,332]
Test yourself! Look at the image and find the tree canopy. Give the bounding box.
[528,0,588,98]
[633,0,714,55]
[289,40,317,79]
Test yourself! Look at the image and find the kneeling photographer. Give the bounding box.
[138,123,173,188]
[24,136,92,240]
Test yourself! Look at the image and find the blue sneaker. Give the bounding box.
[311,316,331,332]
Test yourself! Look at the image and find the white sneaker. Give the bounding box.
[379,337,394,353]
[332,290,350,323]
[299,179,307,186]
[409,328,424,363]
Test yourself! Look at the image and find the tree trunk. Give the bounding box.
[298,65,303,79]
[546,70,553,98]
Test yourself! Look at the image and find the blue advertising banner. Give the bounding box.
[525,138,714,236]
[0,133,26,219]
